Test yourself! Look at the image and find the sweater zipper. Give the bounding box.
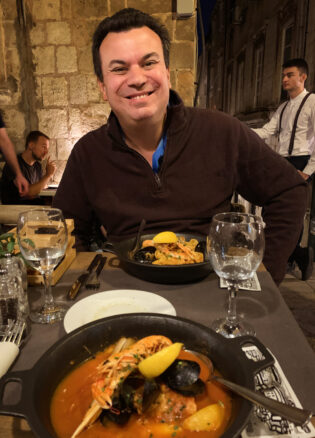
[112,135,163,190]
[154,172,162,188]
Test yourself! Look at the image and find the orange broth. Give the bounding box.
[50,346,233,438]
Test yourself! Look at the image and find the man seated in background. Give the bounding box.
[54,8,307,286]
[1,130,56,205]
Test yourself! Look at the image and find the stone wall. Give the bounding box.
[0,0,197,183]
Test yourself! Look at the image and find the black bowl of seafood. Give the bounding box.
[0,314,274,438]
[103,231,213,284]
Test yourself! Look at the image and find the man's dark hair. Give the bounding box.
[25,130,49,149]
[92,8,170,82]
[282,58,309,76]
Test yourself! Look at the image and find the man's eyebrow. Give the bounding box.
[108,59,127,68]
[108,52,160,68]
[142,52,160,61]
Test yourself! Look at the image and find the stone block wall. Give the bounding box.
[0,0,197,183]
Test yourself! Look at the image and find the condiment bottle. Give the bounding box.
[0,255,29,322]
[0,267,19,327]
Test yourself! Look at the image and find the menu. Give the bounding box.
[241,345,315,438]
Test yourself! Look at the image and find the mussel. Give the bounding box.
[100,387,133,426]
[142,378,160,411]
[133,246,156,264]
[195,240,206,256]
[161,359,205,396]
[100,375,160,426]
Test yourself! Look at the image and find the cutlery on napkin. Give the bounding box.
[67,254,103,300]
[0,321,25,378]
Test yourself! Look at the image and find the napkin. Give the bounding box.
[0,342,19,378]
[241,345,315,438]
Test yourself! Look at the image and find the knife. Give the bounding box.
[67,254,103,300]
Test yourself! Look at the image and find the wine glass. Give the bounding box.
[17,208,68,324]
[208,212,265,337]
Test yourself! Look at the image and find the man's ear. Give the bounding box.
[301,73,307,83]
[167,68,171,89]
[98,79,108,101]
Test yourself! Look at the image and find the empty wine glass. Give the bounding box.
[208,212,265,337]
[17,208,68,324]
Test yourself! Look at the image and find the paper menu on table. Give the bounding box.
[220,273,261,291]
[241,345,315,438]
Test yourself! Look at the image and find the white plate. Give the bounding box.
[63,289,176,333]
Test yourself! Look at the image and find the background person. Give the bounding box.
[253,58,315,280]
[1,130,56,205]
[0,111,29,196]
[54,8,307,286]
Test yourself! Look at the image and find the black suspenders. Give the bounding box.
[278,92,313,155]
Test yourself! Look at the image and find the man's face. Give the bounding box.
[282,67,306,94]
[29,136,49,161]
[98,26,171,128]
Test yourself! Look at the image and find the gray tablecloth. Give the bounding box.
[12,256,315,412]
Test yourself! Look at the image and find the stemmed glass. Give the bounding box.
[17,208,68,324]
[208,212,265,337]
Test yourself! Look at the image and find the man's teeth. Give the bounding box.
[131,94,148,99]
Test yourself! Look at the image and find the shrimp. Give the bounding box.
[71,335,172,438]
[92,335,172,408]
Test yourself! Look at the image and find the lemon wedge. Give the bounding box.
[153,231,178,244]
[138,342,183,378]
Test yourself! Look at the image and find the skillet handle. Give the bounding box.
[229,335,274,374]
[0,370,30,418]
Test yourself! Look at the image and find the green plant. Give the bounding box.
[0,232,17,257]
[0,232,34,258]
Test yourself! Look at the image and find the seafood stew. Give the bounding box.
[50,336,233,438]
[0,314,273,438]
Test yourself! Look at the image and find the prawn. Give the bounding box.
[92,335,172,408]
[71,335,172,438]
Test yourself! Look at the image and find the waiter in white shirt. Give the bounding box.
[253,58,314,280]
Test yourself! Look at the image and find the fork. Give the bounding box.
[0,320,26,378]
[1,320,25,345]
[85,256,107,290]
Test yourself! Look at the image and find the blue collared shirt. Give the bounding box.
[152,132,167,173]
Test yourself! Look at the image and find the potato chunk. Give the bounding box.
[182,402,225,432]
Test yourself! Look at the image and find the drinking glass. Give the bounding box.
[17,208,68,324]
[208,212,265,337]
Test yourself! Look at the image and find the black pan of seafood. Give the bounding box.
[103,232,213,284]
[0,314,274,438]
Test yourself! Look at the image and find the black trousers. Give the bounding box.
[285,155,310,172]
[285,155,310,261]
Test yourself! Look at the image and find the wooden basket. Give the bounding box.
[9,219,76,286]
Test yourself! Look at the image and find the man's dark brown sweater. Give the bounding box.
[54,91,307,285]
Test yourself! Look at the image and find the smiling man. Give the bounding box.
[253,58,315,280]
[54,9,307,285]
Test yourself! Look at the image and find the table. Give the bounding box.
[1,252,315,437]
[38,188,57,206]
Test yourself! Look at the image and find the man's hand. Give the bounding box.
[14,173,29,196]
[298,170,310,181]
[45,156,56,178]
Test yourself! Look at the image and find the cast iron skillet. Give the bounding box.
[0,314,274,438]
[103,233,213,284]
